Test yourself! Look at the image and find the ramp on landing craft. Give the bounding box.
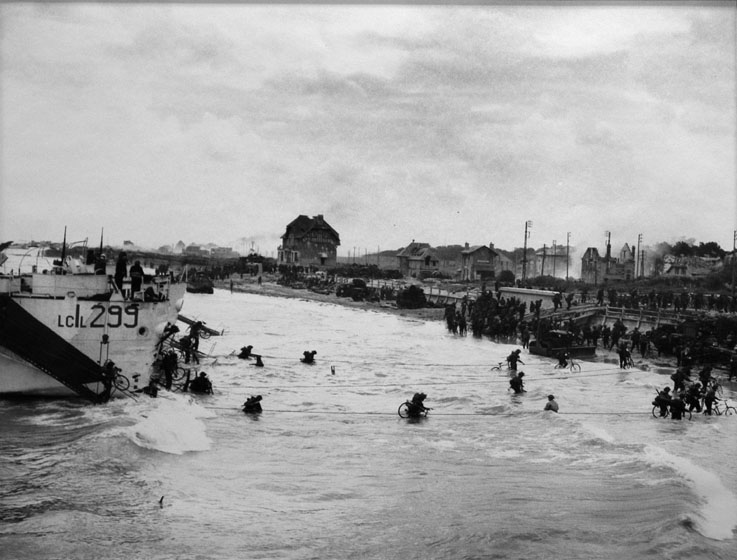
[0,294,108,403]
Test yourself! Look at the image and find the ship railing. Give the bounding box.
[114,274,176,302]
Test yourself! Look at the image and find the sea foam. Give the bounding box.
[123,393,214,455]
[644,445,737,540]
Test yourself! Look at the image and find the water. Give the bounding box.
[1,290,736,559]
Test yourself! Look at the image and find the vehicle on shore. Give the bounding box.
[528,329,597,359]
[186,270,214,294]
[0,243,186,401]
[336,278,369,301]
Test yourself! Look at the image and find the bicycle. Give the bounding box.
[711,399,736,416]
[112,371,131,392]
[490,362,507,372]
[651,404,692,420]
[554,359,581,373]
[398,401,431,418]
[101,360,133,392]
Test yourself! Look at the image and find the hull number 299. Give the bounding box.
[57,303,140,329]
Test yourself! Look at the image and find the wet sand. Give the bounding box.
[214,276,446,322]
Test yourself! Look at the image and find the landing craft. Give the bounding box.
[0,238,186,401]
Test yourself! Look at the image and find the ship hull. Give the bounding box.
[0,277,186,398]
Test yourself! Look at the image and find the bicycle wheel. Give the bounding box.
[570,363,581,373]
[172,367,188,382]
[114,375,130,392]
[398,402,410,418]
[199,330,211,340]
[652,405,669,419]
[724,406,736,416]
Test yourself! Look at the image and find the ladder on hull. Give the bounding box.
[0,294,109,403]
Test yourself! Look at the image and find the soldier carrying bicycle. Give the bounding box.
[407,392,430,417]
[703,385,719,415]
[100,360,120,402]
[653,387,671,417]
[556,351,570,369]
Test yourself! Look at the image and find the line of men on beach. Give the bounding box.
[590,287,737,314]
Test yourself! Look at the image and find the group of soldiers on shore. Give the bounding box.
[587,286,737,314]
[444,290,529,341]
[653,364,725,419]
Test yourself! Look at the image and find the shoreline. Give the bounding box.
[213,277,737,384]
[214,277,447,321]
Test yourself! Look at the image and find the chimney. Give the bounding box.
[464,242,469,249]
[489,242,494,249]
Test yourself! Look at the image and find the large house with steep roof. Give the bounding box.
[277,214,341,268]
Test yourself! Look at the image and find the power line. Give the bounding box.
[202,406,659,417]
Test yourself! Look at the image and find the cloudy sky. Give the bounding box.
[1,2,735,263]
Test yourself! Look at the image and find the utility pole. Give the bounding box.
[552,240,557,277]
[566,232,570,281]
[732,230,736,298]
[522,220,532,281]
[636,233,642,278]
[605,231,611,274]
[541,244,547,276]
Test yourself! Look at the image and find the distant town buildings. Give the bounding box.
[532,244,569,278]
[156,242,238,259]
[277,214,341,268]
[210,246,240,259]
[460,243,499,281]
[661,255,723,278]
[185,244,209,257]
[581,242,635,284]
[396,241,439,277]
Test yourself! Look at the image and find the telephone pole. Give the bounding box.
[732,230,737,299]
[522,220,532,280]
[552,240,557,277]
[636,233,642,278]
[566,232,571,281]
[541,244,547,276]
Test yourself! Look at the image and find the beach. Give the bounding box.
[215,275,447,322]
[215,275,691,369]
